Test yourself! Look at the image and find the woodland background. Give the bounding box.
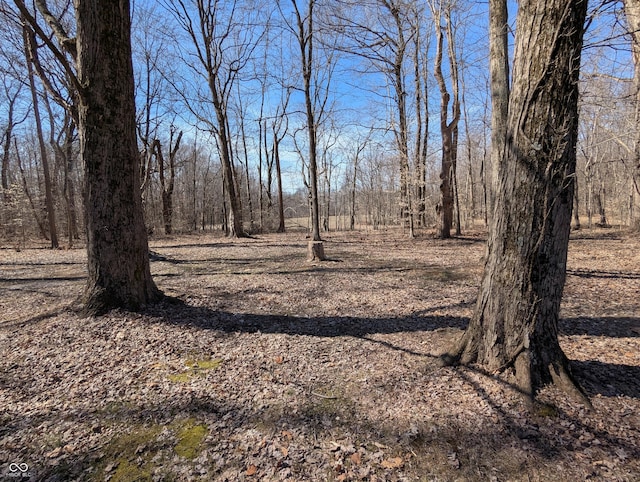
[0,0,638,243]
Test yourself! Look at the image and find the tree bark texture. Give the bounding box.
[449,0,589,401]
[75,0,161,314]
[488,0,510,222]
[624,0,640,229]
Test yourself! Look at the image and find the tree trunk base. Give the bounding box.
[74,284,164,317]
[307,240,326,261]
[438,343,592,410]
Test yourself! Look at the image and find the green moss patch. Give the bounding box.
[167,372,192,383]
[93,424,162,482]
[93,418,210,480]
[173,419,208,460]
[168,357,222,383]
[186,358,222,370]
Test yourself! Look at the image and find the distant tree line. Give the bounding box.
[1,0,639,248]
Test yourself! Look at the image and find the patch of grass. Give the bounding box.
[173,419,208,460]
[168,357,222,383]
[93,418,209,481]
[92,424,162,482]
[167,372,192,383]
[111,459,152,482]
[185,358,222,370]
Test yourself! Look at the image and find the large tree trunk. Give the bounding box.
[445,0,589,403]
[624,0,640,229]
[75,0,162,315]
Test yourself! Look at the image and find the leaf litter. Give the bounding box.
[0,228,639,481]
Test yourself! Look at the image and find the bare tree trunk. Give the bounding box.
[23,23,58,248]
[432,3,460,239]
[444,0,590,405]
[15,139,48,239]
[413,25,425,228]
[624,0,640,229]
[461,68,476,225]
[1,84,23,203]
[154,128,182,235]
[274,135,286,233]
[237,93,254,233]
[55,116,79,246]
[595,185,609,227]
[75,0,162,314]
[573,174,581,229]
[292,0,325,258]
[488,0,510,222]
[387,3,414,238]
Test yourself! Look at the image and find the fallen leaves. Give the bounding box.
[381,456,404,469]
[0,230,639,481]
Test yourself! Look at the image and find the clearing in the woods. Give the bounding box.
[0,228,639,481]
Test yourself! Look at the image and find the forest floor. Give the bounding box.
[0,227,639,482]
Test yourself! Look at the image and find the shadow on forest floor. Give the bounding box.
[567,268,640,280]
[573,360,640,398]
[560,316,640,338]
[142,298,640,400]
[144,297,469,339]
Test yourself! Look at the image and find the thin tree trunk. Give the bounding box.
[390,6,413,238]
[258,118,265,232]
[24,24,58,248]
[432,4,459,239]
[274,135,286,233]
[237,94,254,233]
[2,86,22,202]
[155,129,181,235]
[292,0,324,259]
[58,118,78,245]
[413,26,425,228]
[488,0,510,222]
[573,174,581,229]
[15,139,48,239]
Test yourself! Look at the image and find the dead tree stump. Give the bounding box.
[307,240,326,261]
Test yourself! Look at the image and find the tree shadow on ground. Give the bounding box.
[560,316,640,338]
[569,230,624,240]
[566,269,640,280]
[573,360,640,398]
[25,364,640,482]
[146,299,640,400]
[144,298,469,338]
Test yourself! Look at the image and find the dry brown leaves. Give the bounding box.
[0,227,639,481]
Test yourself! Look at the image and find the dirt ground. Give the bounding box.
[0,228,639,481]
